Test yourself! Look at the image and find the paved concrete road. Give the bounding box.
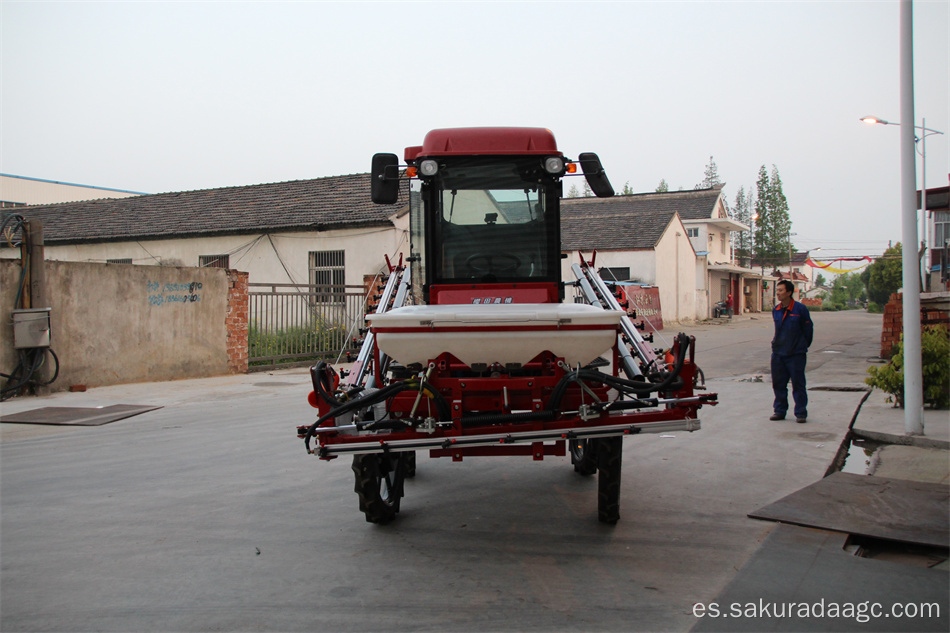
[0,311,883,632]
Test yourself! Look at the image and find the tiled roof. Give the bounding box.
[584,187,723,221]
[5,173,408,244]
[561,196,680,251]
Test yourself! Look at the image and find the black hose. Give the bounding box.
[547,332,691,412]
[1,347,59,401]
[303,377,451,453]
[310,361,345,407]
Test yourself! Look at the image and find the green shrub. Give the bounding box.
[866,325,950,409]
[866,302,883,314]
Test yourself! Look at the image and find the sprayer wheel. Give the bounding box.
[570,439,598,476]
[596,436,623,524]
[352,452,406,524]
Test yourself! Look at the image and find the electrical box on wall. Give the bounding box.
[12,308,51,349]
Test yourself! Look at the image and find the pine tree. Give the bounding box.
[768,165,793,269]
[567,183,580,198]
[583,182,593,197]
[753,165,771,265]
[696,156,722,189]
[655,179,669,193]
[753,165,793,270]
[733,186,753,263]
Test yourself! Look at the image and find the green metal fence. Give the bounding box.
[248,283,367,370]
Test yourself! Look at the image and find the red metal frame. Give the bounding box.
[310,335,713,461]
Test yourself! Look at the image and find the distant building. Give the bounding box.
[0,174,410,291]
[0,174,146,207]
[561,186,756,319]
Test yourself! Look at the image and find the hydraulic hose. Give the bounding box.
[547,332,691,412]
[303,377,450,453]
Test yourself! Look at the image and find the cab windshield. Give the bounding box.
[424,157,559,284]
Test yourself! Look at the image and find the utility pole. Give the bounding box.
[899,0,924,435]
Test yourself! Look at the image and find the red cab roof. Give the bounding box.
[405,127,561,161]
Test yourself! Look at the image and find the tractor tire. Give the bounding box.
[596,436,623,524]
[352,452,406,524]
[570,438,598,476]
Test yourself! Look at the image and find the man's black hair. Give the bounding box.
[778,279,795,293]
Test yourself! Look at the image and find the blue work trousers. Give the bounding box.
[771,353,808,419]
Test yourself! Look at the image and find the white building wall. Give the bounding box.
[1,223,411,287]
[653,220,697,323]
[695,257,709,320]
[560,250,655,287]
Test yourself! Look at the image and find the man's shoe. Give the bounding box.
[796,417,807,424]
[769,414,785,421]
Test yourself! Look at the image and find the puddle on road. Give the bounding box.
[839,437,882,475]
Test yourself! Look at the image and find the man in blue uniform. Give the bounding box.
[770,280,814,423]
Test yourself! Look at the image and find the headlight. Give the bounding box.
[419,160,439,176]
[544,156,565,174]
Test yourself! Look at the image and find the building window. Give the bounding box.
[598,267,630,282]
[720,232,726,252]
[106,258,133,264]
[686,228,699,238]
[934,211,950,248]
[199,255,229,268]
[309,250,345,303]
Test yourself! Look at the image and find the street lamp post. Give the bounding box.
[857,1,936,435]
[860,116,944,290]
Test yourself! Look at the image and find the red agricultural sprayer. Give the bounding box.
[297,127,717,524]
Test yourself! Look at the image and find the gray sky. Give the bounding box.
[2,1,947,262]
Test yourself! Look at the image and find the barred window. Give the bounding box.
[106,258,133,264]
[199,255,229,268]
[309,250,345,303]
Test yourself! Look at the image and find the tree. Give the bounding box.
[753,165,771,265]
[733,186,753,263]
[619,181,634,195]
[567,183,580,198]
[867,243,903,305]
[753,165,793,270]
[696,156,723,189]
[655,179,669,193]
[583,182,593,197]
[830,272,866,307]
[815,272,827,287]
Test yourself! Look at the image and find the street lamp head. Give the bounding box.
[860,116,894,125]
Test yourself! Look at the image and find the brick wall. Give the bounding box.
[226,270,249,374]
[800,298,822,307]
[880,292,950,357]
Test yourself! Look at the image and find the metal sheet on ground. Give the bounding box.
[748,471,949,548]
[691,524,949,632]
[0,404,162,426]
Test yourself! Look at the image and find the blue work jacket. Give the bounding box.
[771,299,813,356]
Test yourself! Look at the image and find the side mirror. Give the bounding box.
[371,153,400,204]
[579,152,614,198]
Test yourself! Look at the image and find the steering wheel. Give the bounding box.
[465,253,522,277]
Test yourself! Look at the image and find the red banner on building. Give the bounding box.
[622,285,663,331]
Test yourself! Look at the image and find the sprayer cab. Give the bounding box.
[372,127,613,304]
